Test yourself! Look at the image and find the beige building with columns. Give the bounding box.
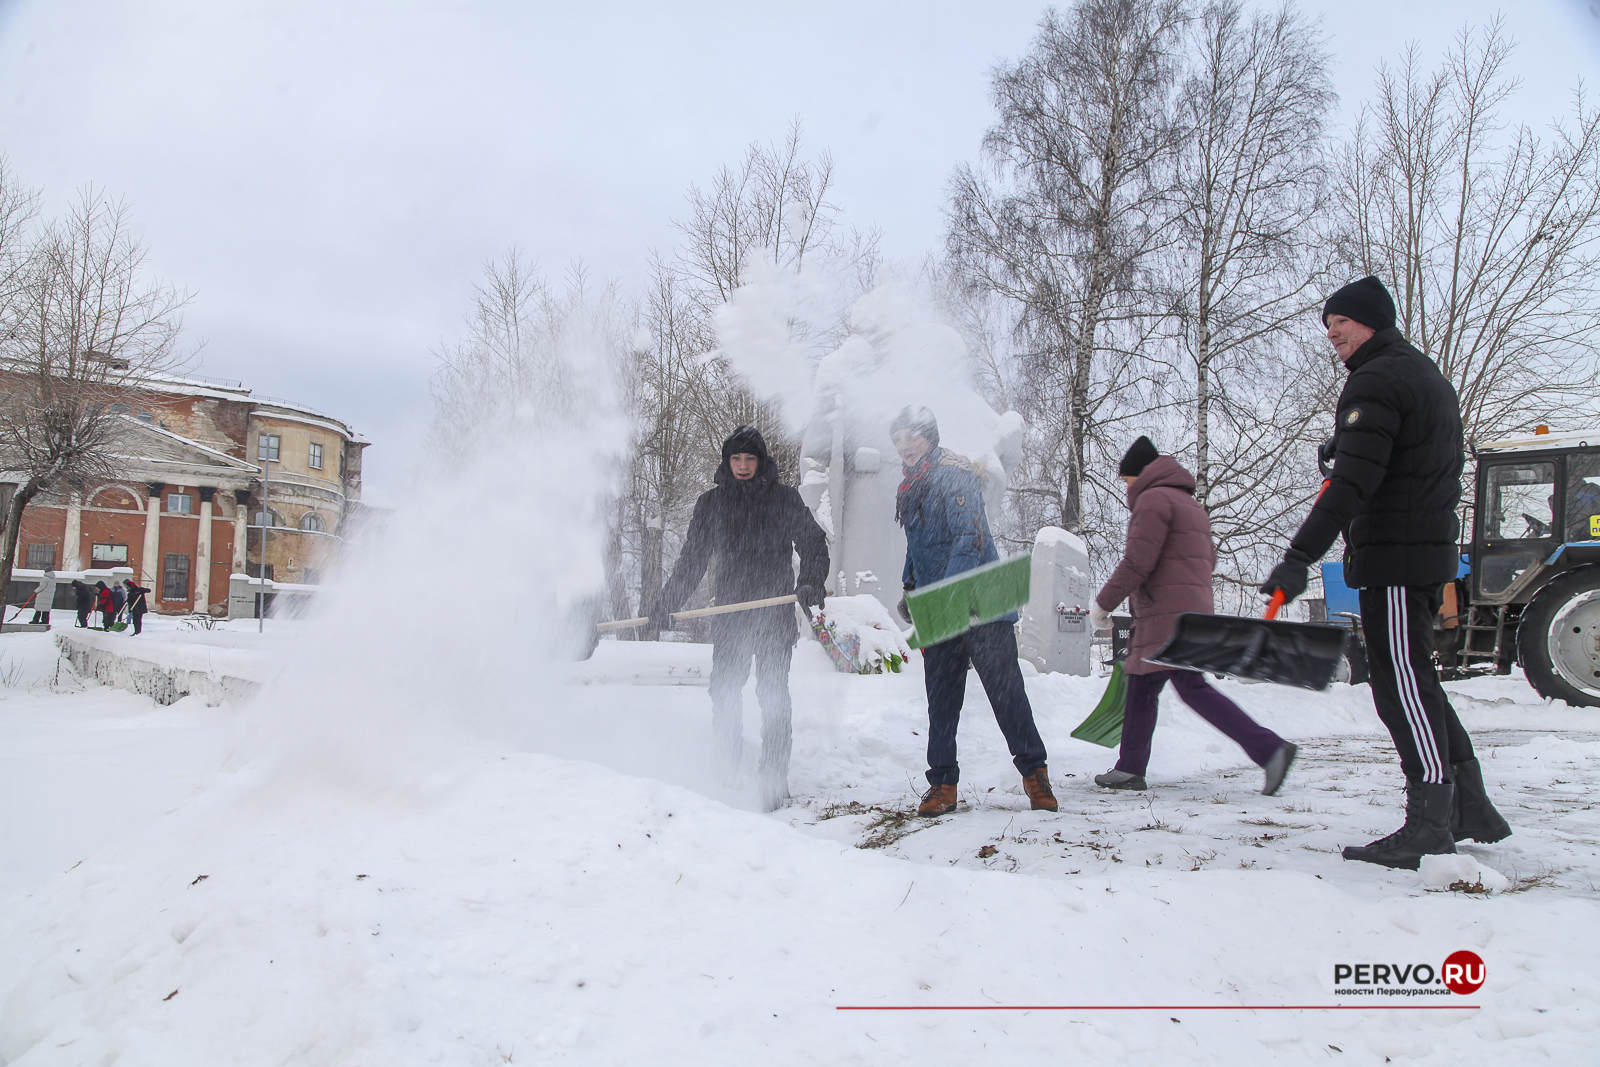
[11,376,368,614]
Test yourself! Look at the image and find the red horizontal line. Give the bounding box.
[836,1005,1479,1011]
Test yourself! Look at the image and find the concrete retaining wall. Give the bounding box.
[54,630,269,707]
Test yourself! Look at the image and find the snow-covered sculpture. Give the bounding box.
[795,287,1026,618]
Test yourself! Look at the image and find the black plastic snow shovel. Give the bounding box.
[1147,591,1349,691]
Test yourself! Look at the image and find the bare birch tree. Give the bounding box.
[0,161,37,349]
[1160,0,1339,601]
[617,125,880,635]
[1335,19,1600,438]
[678,120,847,310]
[0,187,188,603]
[429,252,636,621]
[627,254,721,630]
[673,119,882,469]
[948,0,1189,540]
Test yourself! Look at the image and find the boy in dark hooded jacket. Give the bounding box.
[1092,437,1298,796]
[652,426,830,810]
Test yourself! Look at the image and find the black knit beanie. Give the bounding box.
[1119,436,1159,478]
[721,425,769,463]
[1321,275,1396,331]
[890,406,940,449]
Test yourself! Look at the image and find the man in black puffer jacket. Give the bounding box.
[652,426,830,810]
[1262,276,1510,870]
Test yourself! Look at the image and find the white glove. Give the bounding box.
[1090,603,1114,634]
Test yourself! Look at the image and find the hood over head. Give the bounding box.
[1127,454,1197,506]
[715,424,778,488]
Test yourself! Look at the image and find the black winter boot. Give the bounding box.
[1342,782,1456,871]
[1451,759,1511,844]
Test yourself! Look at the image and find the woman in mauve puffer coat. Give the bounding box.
[1091,437,1298,796]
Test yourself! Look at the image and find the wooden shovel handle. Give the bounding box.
[596,594,799,632]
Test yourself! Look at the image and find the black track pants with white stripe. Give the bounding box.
[1358,585,1476,785]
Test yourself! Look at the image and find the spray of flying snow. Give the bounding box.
[715,270,1025,488]
[242,277,635,799]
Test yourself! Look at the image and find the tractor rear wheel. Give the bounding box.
[1518,564,1600,708]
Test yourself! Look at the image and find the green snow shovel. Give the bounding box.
[904,554,1032,649]
[1071,660,1127,748]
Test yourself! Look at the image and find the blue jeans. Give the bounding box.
[922,620,1047,785]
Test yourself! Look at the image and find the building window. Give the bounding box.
[162,553,190,601]
[246,562,275,580]
[252,510,279,527]
[91,543,129,565]
[258,433,281,462]
[309,442,323,470]
[167,492,194,514]
[25,543,55,570]
[299,512,324,532]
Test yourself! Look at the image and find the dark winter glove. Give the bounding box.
[795,584,823,614]
[1316,436,1338,479]
[647,600,675,631]
[1259,549,1314,605]
[897,597,912,624]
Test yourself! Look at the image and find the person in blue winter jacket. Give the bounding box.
[891,406,1055,817]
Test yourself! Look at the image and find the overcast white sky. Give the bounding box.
[1,1,1596,501]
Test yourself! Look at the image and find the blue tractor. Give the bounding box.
[1318,427,1600,707]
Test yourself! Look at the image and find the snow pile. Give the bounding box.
[7,622,1600,1062]
[814,594,910,673]
[53,629,274,707]
[1420,853,1511,893]
[7,669,1600,1063]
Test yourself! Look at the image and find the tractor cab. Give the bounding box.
[1471,428,1600,604]
[1446,427,1600,704]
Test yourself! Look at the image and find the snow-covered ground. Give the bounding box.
[2,622,1598,1064]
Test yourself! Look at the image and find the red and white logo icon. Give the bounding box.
[1442,950,1486,995]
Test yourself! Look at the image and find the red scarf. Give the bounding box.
[895,450,937,526]
[897,454,934,495]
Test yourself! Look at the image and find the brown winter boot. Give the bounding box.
[1023,766,1058,812]
[917,783,960,817]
